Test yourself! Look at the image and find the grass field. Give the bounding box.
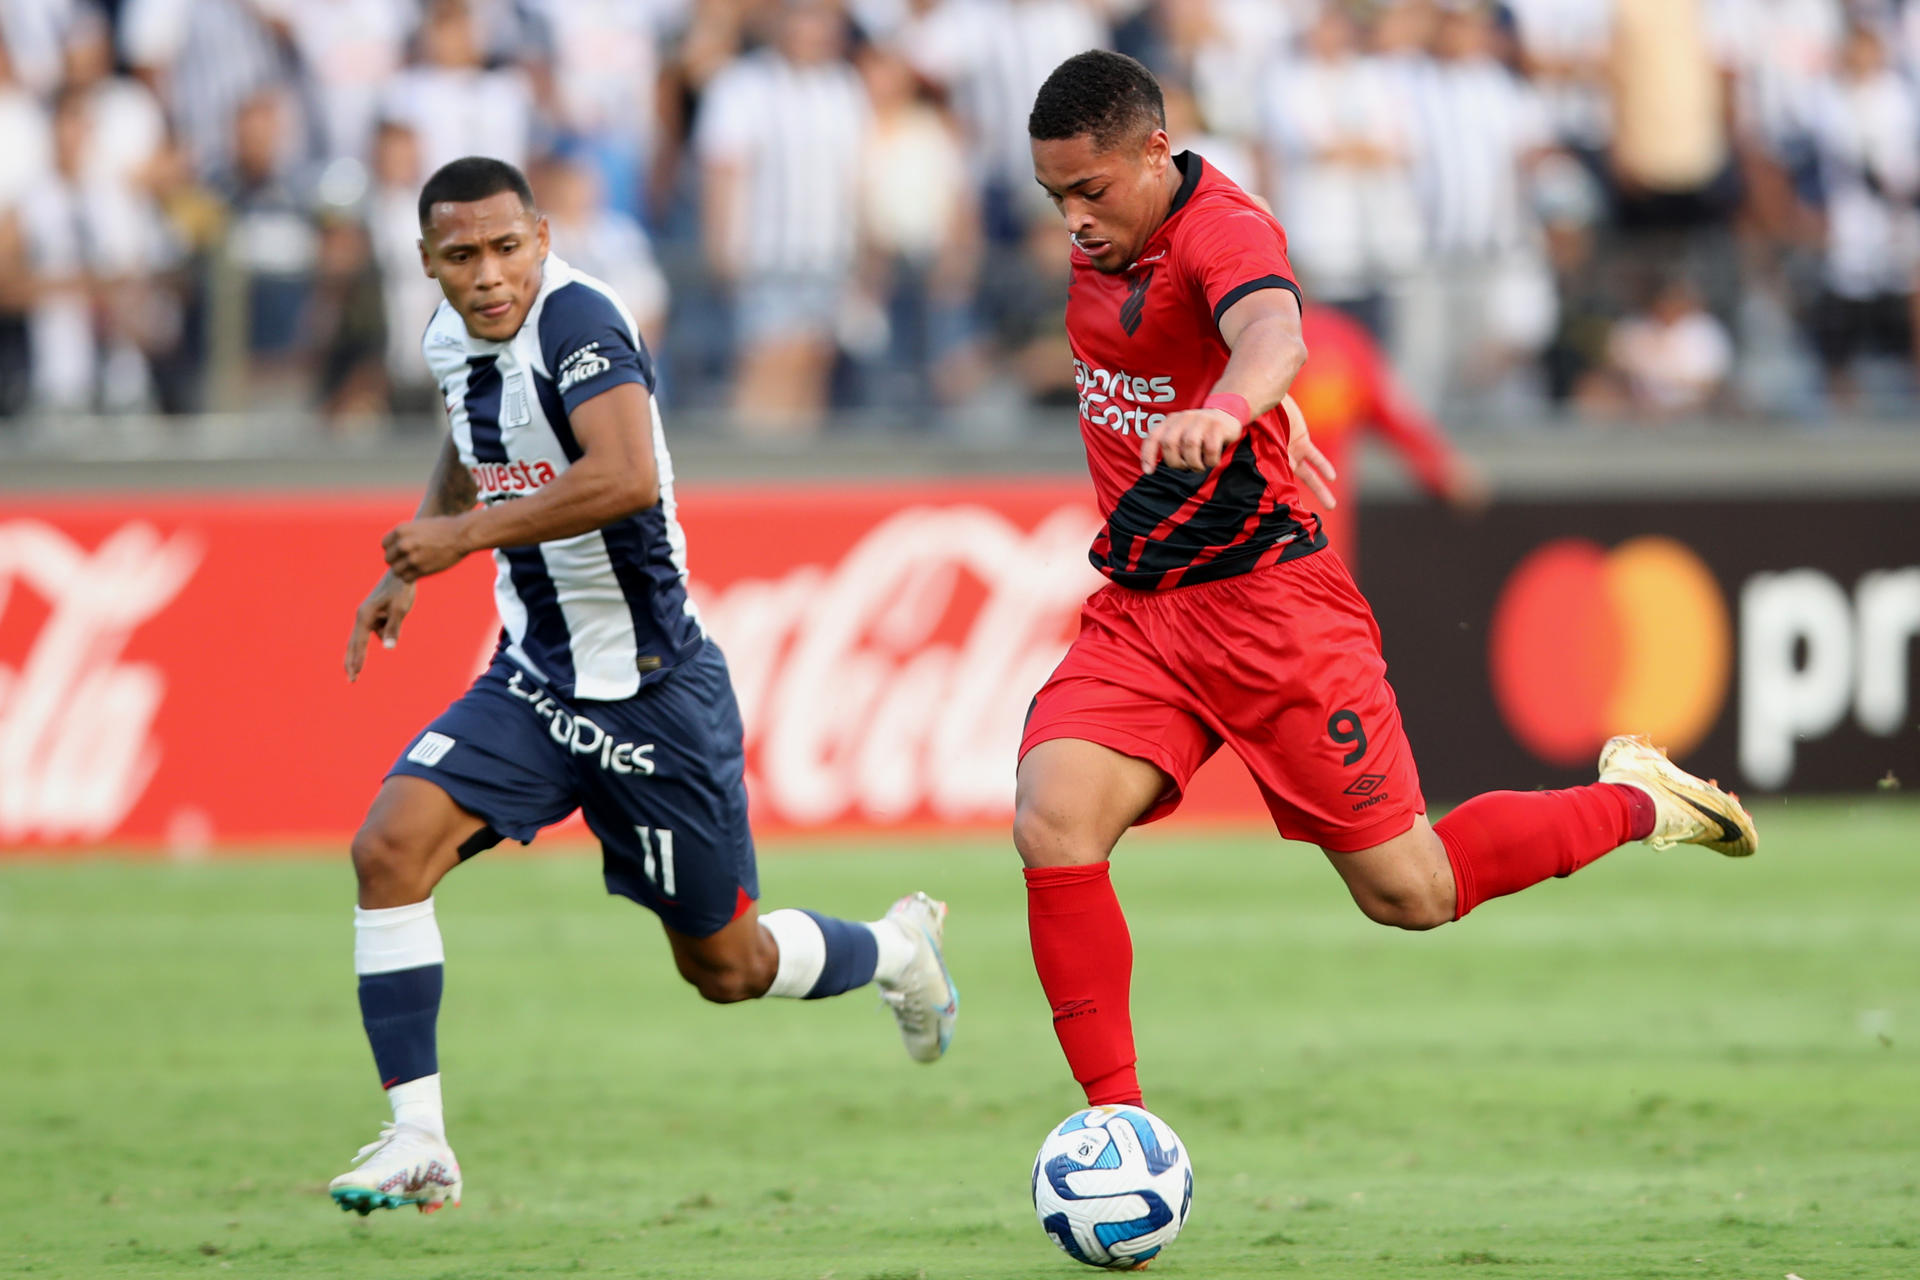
[3,798,1917,1279]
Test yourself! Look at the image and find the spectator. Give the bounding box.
[18,85,174,410]
[215,87,319,400]
[310,205,389,428]
[362,118,441,411]
[904,0,1109,244]
[1163,81,1255,194]
[61,7,168,194]
[120,0,293,182]
[0,27,51,212]
[0,0,80,96]
[696,0,868,434]
[521,0,685,220]
[1390,0,1558,417]
[532,150,669,349]
[381,0,535,174]
[0,208,29,416]
[1151,0,1297,144]
[1502,0,1611,170]
[1262,2,1423,340]
[853,42,984,411]
[1608,0,1730,234]
[975,213,1076,412]
[1806,23,1920,404]
[278,0,413,167]
[1596,276,1733,416]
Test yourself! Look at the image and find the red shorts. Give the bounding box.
[1020,548,1425,851]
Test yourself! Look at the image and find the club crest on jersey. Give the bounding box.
[501,372,530,427]
[1119,265,1156,336]
[470,458,557,501]
[557,343,612,395]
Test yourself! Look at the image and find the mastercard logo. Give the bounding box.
[1489,536,1731,765]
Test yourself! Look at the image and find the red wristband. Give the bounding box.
[1202,392,1252,426]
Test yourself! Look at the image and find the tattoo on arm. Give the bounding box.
[419,439,477,518]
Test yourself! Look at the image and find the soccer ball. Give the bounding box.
[1031,1105,1193,1269]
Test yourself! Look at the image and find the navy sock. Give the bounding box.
[357,964,442,1087]
[799,912,878,999]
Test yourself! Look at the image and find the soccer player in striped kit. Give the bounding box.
[329,158,958,1215]
[1016,52,1757,1115]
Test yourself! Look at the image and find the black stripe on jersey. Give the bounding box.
[532,374,583,462]
[1171,522,1322,589]
[1102,464,1209,577]
[465,355,577,690]
[1094,433,1323,588]
[1211,275,1303,327]
[1122,434,1269,576]
[600,510,705,674]
[1119,265,1156,337]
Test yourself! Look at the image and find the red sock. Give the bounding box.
[1025,863,1142,1107]
[1436,783,1655,919]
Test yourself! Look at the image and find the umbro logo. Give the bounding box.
[1343,773,1387,797]
[1052,998,1096,1023]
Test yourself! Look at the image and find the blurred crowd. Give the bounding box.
[2,0,1919,436]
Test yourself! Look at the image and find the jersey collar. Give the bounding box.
[1168,150,1202,217]
[1129,151,1204,270]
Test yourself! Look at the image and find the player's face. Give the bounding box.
[419,192,550,342]
[1031,128,1173,274]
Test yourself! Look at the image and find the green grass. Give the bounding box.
[3,798,1917,1279]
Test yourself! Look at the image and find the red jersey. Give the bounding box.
[1067,152,1324,591]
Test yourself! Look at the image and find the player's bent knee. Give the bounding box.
[1012,801,1106,869]
[1352,885,1452,931]
[671,943,774,1004]
[349,822,440,905]
[678,959,769,1004]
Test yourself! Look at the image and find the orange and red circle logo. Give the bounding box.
[1489,536,1732,765]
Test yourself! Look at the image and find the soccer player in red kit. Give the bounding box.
[1290,305,1488,578]
[1016,51,1758,1112]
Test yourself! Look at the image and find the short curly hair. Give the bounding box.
[1027,50,1165,152]
[417,156,535,227]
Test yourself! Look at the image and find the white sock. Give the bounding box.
[389,1074,444,1139]
[759,909,826,999]
[869,917,915,987]
[353,899,444,974]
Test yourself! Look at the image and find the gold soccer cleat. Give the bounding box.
[1598,734,1758,858]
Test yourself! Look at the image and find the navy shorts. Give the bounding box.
[388,642,758,937]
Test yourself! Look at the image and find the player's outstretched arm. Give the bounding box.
[347,438,479,681]
[1140,287,1310,476]
[381,382,659,584]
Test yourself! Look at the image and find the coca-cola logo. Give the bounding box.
[0,521,201,841]
[692,503,1103,826]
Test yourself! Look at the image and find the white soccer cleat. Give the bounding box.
[878,892,958,1063]
[1598,734,1758,857]
[328,1123,462,1216]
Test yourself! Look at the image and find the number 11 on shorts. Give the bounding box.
[634,826,677,896]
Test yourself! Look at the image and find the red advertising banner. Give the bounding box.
[0,484,1268,852]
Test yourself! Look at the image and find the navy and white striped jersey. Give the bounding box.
[423,253,702,702]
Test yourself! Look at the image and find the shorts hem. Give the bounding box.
[1304,806,1424,854]
[1018,719,1191,823]
[385,762,545,846]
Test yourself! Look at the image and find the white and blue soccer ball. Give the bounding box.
[1031,1105,1194,1269]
